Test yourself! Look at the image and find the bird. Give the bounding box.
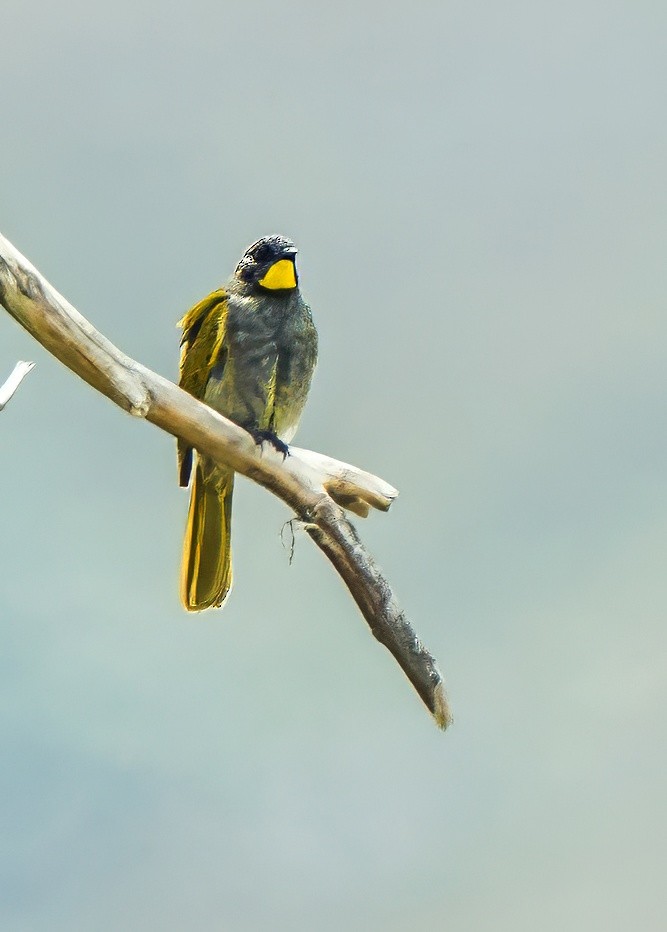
[177,235,318,611]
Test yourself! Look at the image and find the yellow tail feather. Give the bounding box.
[180,460,234,611]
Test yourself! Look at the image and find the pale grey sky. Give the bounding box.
[2,1,666,929]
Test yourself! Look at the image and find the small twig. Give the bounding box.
[0,360,35,411]
[0,229,452,729]
[280,519,298,566]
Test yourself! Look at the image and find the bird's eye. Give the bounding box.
[254,243,272,262]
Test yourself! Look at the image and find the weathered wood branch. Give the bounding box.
[0,230,452,729]
[0,359,34,410]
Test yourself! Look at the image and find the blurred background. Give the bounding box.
[2,1,666,929]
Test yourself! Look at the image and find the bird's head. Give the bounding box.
[235,235,299,291]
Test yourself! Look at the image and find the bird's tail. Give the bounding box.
[180,459,234,611]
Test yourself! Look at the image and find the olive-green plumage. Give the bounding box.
[178,235,318,611]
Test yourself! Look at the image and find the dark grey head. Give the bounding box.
[234,234,299,291]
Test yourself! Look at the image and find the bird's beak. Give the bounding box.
[258,258,298,290]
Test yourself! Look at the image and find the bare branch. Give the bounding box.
[0,230,452,729]
[0,360,35,410]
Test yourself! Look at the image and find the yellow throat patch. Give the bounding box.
[258,259,297,290]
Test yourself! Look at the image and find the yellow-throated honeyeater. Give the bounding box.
[177,235,318,611]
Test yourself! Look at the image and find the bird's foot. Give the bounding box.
[248,428,290,459]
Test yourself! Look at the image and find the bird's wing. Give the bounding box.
[177,288,229,486]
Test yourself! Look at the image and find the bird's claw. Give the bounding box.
[248,428,290,459]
